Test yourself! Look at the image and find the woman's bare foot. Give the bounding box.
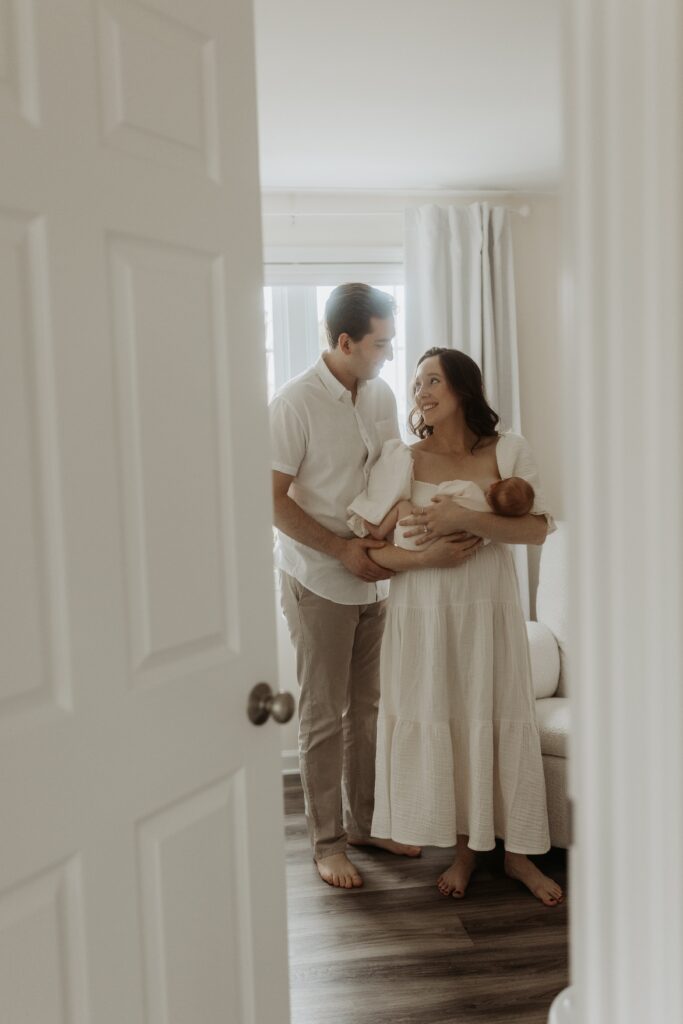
[504,852,564,906]
[315,852,363,889]
[347,835,422,857]
[437,839,478,898]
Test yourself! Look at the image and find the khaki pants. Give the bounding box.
[279,572,386,860]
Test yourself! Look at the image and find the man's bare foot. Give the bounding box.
[315,852,363,889]
[504,852,564,906]
[348,835,422,857]
[437,843,478,898]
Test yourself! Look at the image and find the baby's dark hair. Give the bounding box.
[486,477,535,517]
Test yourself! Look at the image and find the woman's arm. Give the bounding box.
[400,495,548,546]
[456,509,549,545]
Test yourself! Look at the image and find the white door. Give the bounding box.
[0,2,291,1022]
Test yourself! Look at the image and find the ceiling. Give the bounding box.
[253,0,562,192]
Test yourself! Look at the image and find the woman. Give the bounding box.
[362,348,563,906]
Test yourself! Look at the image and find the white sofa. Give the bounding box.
[526,522,570,849]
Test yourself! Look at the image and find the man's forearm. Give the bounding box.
[273,493,345,559]
[459,510,548,545]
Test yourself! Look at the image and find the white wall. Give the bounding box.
[263,189,563,758]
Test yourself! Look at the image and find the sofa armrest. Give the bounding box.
[526,621,561,698]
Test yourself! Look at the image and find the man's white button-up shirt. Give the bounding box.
[269,355,400,605]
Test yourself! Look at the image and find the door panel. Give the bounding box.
[1,2,290,1022]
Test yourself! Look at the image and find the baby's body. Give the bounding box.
[363,477,535,545]
[363,499,415,542]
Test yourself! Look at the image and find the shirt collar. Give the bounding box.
[315,354,351,401]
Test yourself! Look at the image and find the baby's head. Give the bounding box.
[485,476,535,517]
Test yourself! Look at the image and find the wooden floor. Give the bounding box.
[284,776,569,1024]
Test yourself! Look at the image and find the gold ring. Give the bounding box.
[423,524,429,534]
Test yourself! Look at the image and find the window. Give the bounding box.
[263,284,275,400]
[263,283,408,432]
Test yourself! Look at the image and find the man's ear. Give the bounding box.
[338,333,353,354]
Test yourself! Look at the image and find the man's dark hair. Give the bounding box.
[324,283,396,349]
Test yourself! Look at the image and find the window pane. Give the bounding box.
[263,286,275,400]
[378,285,407,437]
[315,286,335,352]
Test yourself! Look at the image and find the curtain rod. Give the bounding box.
[265,203,531,219]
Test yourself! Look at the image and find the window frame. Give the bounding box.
[263,247,403,287]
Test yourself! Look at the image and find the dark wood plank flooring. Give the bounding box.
[284,775,568,1024]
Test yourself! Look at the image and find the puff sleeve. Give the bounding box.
[496,432,557,534]
[347,439,413,537]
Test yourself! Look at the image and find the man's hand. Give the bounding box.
[273,472,395,575]
[418,533,482,567]
[400,495,475,544]
[335,537,395,582]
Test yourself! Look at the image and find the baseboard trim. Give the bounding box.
[281,749,300,775]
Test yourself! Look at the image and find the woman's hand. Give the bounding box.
[399,496,475,546]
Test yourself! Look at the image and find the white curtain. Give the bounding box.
[404,202,529,615]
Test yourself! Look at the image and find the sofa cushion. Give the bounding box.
[535,697,569,758]
[526,621,561,698]
[536,521,569,696]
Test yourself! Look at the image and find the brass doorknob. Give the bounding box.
[247,682,296,726]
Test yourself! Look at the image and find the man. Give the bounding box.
[270,283,478,889]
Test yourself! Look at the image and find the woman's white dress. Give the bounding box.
[348,432,554,854]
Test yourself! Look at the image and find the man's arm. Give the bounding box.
[272,471,393,582]
[400,496,548,546]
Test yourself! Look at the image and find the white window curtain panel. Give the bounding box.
[404,202,529,615]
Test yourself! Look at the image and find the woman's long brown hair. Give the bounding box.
[409,347,500,451]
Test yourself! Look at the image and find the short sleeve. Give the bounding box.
[269,395,307,477]
[347,439,413,536]
[497,432,557,534]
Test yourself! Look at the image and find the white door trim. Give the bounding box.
[553,2,683,1021]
